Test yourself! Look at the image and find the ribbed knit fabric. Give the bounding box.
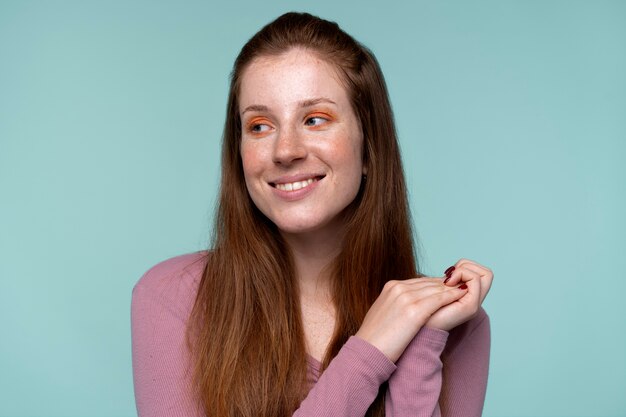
[131,251,490,417]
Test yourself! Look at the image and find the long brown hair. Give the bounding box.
[187,11,420,416]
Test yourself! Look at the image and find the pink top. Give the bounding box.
[131,251,490,417]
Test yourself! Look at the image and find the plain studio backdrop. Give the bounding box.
[1,1,624,416]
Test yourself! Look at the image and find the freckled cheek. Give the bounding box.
[325,134,364,162]
[240,144,269,180]
[321,146,363,186]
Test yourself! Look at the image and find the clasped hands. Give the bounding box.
[355,259,493,362]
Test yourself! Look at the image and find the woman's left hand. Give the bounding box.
[425,258,493,331]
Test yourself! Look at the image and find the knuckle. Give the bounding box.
[396,290,412,305]
[390,285,405,297]
[385,281,407,298]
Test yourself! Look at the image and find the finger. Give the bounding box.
[401,282,460,301]
[389,282,458,308]
[454,272,482,314]
[442,270,460,286]
[456,259,494,281]
[382,278,446,294]
[382,279,452,304]
[456,261,485,275]
[444,267,480,287]
[417,284,469,316]
[442,262,481,286]
[393,277,451,291]
[402,277,451,285]
[455,258,481,268]
[454,261,494,301]
[456,260,493,280]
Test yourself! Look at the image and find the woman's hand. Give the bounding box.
[425,259,493,331]
[355,278,468,362]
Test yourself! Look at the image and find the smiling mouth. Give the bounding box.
[270,175,325,192]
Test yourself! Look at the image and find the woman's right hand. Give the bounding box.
[355,278,467,362]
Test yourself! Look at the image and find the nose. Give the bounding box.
[272,126,307,166]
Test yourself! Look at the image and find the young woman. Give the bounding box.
[131,11,493,417]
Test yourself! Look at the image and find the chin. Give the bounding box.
[272,213,347,237]
[275,221,325,235]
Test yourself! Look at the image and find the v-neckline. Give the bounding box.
[306,353,322,372]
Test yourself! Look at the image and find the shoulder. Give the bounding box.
[134,251,209,293]
[132,251,209,322]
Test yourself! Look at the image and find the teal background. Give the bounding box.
[1,0,624,416]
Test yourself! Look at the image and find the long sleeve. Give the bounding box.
[131,253,490,417]
[385,327,449,416]
[132,253,397,417]
[439,308,491,417]
[294,336,396,416]
[131,255,206,417]
[385,309,491,417]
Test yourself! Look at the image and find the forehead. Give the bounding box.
[238,49,350,110]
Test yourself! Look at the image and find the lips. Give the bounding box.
[275,178,315,191]
[269,174,326,192]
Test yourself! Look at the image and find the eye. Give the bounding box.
[246,118,274,136]
[250,123,271,133]
[304,116,329,127]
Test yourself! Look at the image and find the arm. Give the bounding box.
[131,255,483,417]
[131,279,204,417]
[385,309,490,417]
[303,309,490,417]
[133,280,395,417]
[293,336,396,417]
[384,257,493,417]
[439,308,490,417]
[132,254,395,417]
[385,326,449,417]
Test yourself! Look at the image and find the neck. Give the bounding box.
[281,225,344,302]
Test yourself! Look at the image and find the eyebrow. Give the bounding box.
[240,97,337,116]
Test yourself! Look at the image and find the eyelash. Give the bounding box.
[304,116,328,126]
[249,123,271,134]
[247,114,331,134]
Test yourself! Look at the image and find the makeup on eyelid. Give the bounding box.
[245,112,336,136]
[239,48,365,236]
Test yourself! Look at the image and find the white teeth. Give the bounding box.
[276,178,316,192]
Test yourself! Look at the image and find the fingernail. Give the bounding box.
[458,284,468,290]
[443,277,451,284]
[444,266,455,278]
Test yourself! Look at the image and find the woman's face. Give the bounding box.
[239,48,365,238]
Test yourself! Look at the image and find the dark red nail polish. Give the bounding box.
[444,266,455,278]
[443,277,451,284]
[458,284,468,290]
